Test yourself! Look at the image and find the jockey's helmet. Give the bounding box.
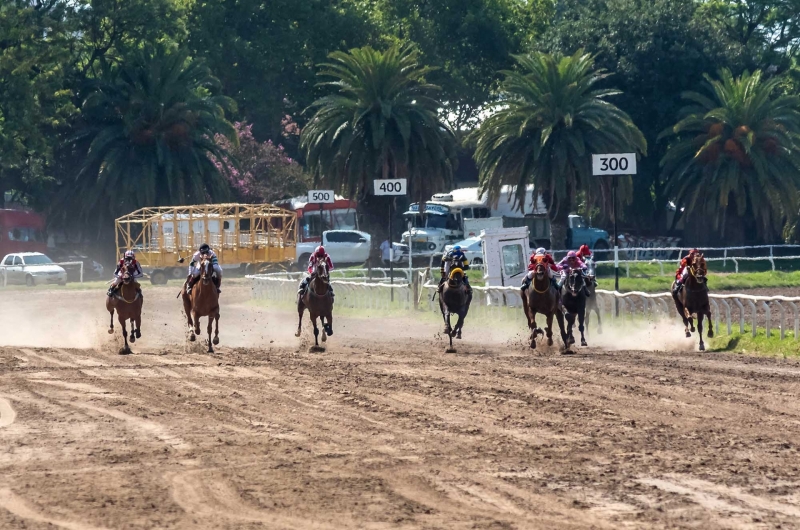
[315,246,326,257]
[453,245,462,252]
[579,244,591,255]
[199,243,210,253]
[124,250,135,261]
[536,247,546,255]
[567,250,578,258]
[690,248,699,255]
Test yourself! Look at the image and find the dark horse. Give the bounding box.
[584,258,602,335]
[672,253,713,351]
[106,271,143,354]
[521,263,567,349]
[561,269,588,347]
[439,267,472,351]
[181,256,220,353]
[296,258,334,349]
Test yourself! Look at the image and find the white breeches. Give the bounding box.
[679,268,689,281]
[190,263,223,278]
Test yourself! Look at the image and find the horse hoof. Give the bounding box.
[107,329,114,335]
[685,332,691,338]
[699,343,706,351]
[547,338,554,346]
[129,335,136,344]
[213,337,219,345]
[119,348,131,355]
[326,327,333,336]
[581,339,588,347]
[456,331,462,339]
[691,327,696,333]
[445,348,457,354]
[294,331,301,337]
[189,334,196,342]
[530,341,537,349]
[708,331,714,338]
[569,337,575,345]
[135,330,141,339]
[322,333,327,343]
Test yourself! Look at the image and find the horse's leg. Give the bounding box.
[565,312,576,345]
[213,310,220,345]
[596,306,603,335]
[295,301,305,337]
[324,311,333,337]
[697,311,705,351]
[529,310,539,348]
[312,315,320,347]
[706,305,714,338]
[546,312,554,346]
[454,312,464,339]
[134,313,142,339]
[120,316,130,353]
[555,310,569,348]
[579,302,587,347]
[673,296,691,337]
[108,309,115,335]
[129,318,136,344]
[441,304,452,335]
[207,316,214,353]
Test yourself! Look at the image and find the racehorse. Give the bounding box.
[439,267,472,351]
[521,262,567,349]
[583,258,602,335]
[672,252,713,351]
[181,255,220,353]
[296,258,334,349]
[561,268,588,347]
[106,271,142,354]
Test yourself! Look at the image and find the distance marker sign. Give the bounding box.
[373,179,407,196]
[307,190,335,203]
[592,153,637,175]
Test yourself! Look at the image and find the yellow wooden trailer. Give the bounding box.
[115,203,297,284]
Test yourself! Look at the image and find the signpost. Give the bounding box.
[374,179,407,301]
[592,153,637,294]
[307,190,335,238]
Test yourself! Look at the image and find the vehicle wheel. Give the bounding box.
[150,270,168,285]
[594,240,610,260]
[25,275,35,287]
[427,243,438,251]
[169,267,184,280]
[472,258,483,265]
[298,254,311,270]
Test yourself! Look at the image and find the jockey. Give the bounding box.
[186,243,222,295]
[576,244,593,264]
[298,245,335,297]
[673,248,701,294]
[557,250,591,296]
[521,247,560,291]
[438,245,471,294]
[107,250,143,297]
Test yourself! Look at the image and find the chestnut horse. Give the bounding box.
[106,271,143,354]
[672,253,713,351]
[182,256,220,353]
[522,262,567,349]
[439,267,472,351]
[296,258,333,349]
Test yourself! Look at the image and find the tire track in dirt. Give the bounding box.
[0,488,110,530]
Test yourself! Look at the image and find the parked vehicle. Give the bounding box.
[401,186,609,252]
[0,252,67,286]
[296,230,372,267]
[0,209,47,257]
[276,195,358,243]
[443,237,484,265]
[46,248,105,281]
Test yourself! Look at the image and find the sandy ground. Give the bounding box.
[1,282,800,529]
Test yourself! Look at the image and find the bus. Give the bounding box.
[275,195,358,243]
[0,209,47,257]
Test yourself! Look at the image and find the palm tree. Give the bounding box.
[64,46,236,225]
[300,44,458,239]
[660,69,800,243]
[473,50,646,249]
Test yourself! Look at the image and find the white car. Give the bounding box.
[0,252,68,286]
[443,237,484,265]
[296,230,372,266]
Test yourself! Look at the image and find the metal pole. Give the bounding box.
[613,177,619,293]
[319,203,324,239]
[389,198,394,302]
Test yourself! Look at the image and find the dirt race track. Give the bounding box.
[2,283,800,529]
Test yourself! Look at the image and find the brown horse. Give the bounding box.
[106,272,143,354]
[181,256,220,353]
[521,263,567,349]
[296,258,333,349]
[672,253,713,351]
[439,267,472,352]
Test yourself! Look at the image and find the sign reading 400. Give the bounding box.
[373,178,407,196]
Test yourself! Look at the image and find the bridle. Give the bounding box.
[117,272,138,303]
[532,263,549,294]
[448,268,464,287]
[199,256,212,284]
[314,258,329,284]
[566,268,584,296]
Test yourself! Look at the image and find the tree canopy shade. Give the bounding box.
[59,46,236,226]
[660,69,800,242]
[301,44,458,208]
[473,51,646,249]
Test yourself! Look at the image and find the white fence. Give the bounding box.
[249,274,800,341]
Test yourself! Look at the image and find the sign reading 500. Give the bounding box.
[373,179,407,196]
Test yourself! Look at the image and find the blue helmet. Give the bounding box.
[453,245,462,252]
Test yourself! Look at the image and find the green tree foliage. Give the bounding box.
[661,69,800,242]
[541,0,737,229]
[0,0,76,204]
[301,45,457,235]
[187,0,372,147]
[473,51,646,249]
[58,47,236,227]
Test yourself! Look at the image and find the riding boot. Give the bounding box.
[437,276,446,294]
[672,280,683,294]
[186,275,197,294]
[213,276,221,294]
[328,284,335,298]
[107,285,116,297]
[521,277,531,291]
[298,276,309,294]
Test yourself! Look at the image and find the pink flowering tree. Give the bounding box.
[212,122,309,203]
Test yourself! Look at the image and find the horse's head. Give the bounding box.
[448,267,465,287]
[566,269,585,296]
[199,255,212,284]
[121,271,133,284]
[314,258,329,283]
[690,254,708,284]
[585,258,596,281]
[534,262,546,281]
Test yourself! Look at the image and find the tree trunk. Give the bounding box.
[357,192,392,263]
[550,200,569,250]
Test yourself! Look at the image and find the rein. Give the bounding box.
[116,282,139,304]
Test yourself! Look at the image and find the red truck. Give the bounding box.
[0,209,47,257]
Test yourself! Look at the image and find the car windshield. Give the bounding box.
[426,214,459,230]
[453,239,480,249]
[23,255,53,265]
